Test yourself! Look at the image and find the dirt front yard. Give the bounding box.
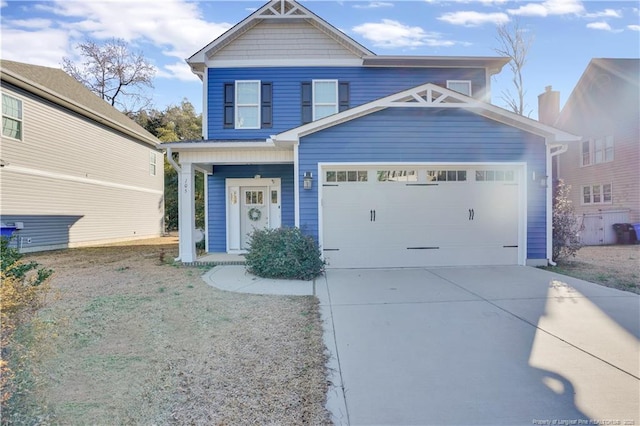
[543,244,640,294]
[12,237,331,424]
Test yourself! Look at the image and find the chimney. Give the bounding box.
[538,85,560,125]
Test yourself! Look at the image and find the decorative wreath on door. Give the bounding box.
[248,207,262,221]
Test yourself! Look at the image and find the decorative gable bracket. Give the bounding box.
[259,0,310,18]
[382,86,481,108]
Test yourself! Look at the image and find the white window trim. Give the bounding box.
[2,93,23,141]
[581,183,612,205]
[580,136,614,167]
[149,151,157,176]
[312,79,338,121]
[446,80,472,97]
[235,80,261,130]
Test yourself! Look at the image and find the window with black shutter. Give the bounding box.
[301,82,313,124]
[339,82,349,112]
[302,80,349,124]
[224,81,272,129]
[261,82,272,128]
[223,83,234,128]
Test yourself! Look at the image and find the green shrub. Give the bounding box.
[245,227,324,281]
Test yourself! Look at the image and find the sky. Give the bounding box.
[1,0,639,119]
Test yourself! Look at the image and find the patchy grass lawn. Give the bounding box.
[541,245,640,294]
[9,238,330,424]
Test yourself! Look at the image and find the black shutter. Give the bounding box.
[261,82,273,128]
[301,82,312,124]
[339,82,350,112]
[223,83,234,128]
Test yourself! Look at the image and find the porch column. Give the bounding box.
[178,162,196,262]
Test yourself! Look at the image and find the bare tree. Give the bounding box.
[494,21,533,116]
[63,38,155,113]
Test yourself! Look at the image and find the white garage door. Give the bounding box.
[321,166,522,268]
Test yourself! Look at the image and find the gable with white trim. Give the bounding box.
[188,0,373,73]
[212,20,363,64]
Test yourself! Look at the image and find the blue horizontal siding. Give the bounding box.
[207,164,294,252]
[297,107,548,259]
[207,66,486,139]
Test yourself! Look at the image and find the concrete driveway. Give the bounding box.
[315,266,640,425]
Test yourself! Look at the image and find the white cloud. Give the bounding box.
[584,9,622,19]
[0,27,70,68]
[628,24,640,31]
[352,19,458,48]
[2,0,233,82]
[157,61,201,82]
[508,0,585,17]
[452,0,508,4]
[586,21,612,31]
[353,2,394,9]
[438,11,510,26]
[5,18,53,29]
[44,0,232,60]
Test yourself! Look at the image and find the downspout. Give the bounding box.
[166,147,182,173]
[546,142,568,266]
[166,147,182,261]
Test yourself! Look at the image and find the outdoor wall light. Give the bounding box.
[303,172,313,190]
[540,175,548,188]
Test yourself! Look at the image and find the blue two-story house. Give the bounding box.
[163,0,579,267]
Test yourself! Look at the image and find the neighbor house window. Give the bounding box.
[301,80,349,124]
[223,81,272,129]
[582,183,612,204]
[2,93,22,140]
[446,80,472,96]
[149,152,157,176]
[581,136,613,166]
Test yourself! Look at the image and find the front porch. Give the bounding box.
[197,252,246,265]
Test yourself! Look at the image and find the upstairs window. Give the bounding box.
[313,80,338,120]
[302,80,349,124]
[236,81,260,129]
[581,136,613,166]
[446,80,472,96]
[2,93,22,140]
[223,81,272,129]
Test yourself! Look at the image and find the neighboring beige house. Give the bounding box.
[541,58,639,245]
[0,59,164,252]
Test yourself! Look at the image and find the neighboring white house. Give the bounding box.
[0,59,164,252]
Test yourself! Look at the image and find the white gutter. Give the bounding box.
[166,147,181,173]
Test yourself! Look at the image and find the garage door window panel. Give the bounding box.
[325,170,368,183]
[377,170,417,182]
[427,170,467,182]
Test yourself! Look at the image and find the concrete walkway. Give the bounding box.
[203,265,639,425]
[203,265,314,296]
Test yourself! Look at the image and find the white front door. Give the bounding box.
[227,178,281,252]
[240,187,269,248]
